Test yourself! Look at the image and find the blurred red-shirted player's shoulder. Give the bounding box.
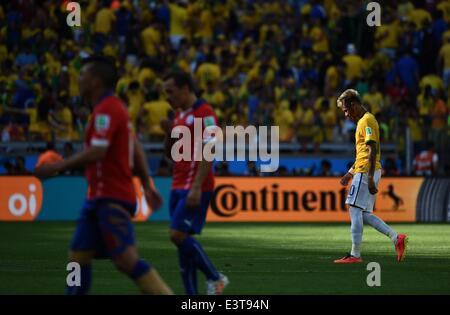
[85,93,136,204]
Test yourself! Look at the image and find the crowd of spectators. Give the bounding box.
[0,0,449,174]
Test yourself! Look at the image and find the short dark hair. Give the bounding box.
[46,142,55,151]
[82,56,118,90]
[164,71,195,92]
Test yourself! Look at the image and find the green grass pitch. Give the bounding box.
[0,222,449,294]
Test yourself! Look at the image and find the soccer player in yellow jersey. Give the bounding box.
[334,89,408,263]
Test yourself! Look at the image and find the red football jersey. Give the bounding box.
[85,93,136,204]
[171,99,217,192]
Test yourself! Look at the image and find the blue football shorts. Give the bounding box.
[70,198,137,259]
[169,189,214,235]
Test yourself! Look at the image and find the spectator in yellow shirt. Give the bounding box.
[140,91,172,140]
[68,62,80,98]
[319,99,337,142]
[294,101,316,152]
[168,0,188,49]
[438,37,450,90]
[93,3,116,53]
[324,61,345,95]
[362,84,384,115]
[274,100,295,142]
[310,18,329,54]
[342,44,364,84]
[94,4,116,34]
[126,81,145,128]
[375,11,400,59]
[196,3,214,41]
[405,108,422,147]
[195,55,221,91]
[408,6,432,30]
[397,0,414,20]
[437,0,450,23]
[202,81,225,109]
[141,22,163,58]
[419,74,444,94]
[48,94,73,141]
[417,85,434,134]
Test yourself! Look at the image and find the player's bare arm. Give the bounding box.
[340,163,355,186]
[35,145,107,178]
[367,141,378,195]
[133,138,163,211]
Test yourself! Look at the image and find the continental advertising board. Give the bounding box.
[0,176,432,222]
[207,177,423,222]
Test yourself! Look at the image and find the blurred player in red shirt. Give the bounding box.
[162,71,229,295]
[35,56,172,295]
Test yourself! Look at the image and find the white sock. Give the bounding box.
[362,212,398,244]
[349,206,363,257]
[391,233,398,245]
[351,244,361,258]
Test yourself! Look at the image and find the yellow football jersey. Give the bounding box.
[354,112,382,173]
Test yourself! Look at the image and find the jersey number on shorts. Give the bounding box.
[349,185,355,196]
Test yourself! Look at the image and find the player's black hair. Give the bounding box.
[45,142,55,151]
[82,56,118,90]
[164,71,196,92]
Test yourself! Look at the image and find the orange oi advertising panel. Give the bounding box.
[132,177,155,222]
[0,177,43,221]
[207,177,423,222]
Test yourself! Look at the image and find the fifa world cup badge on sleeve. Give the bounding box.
[95,115,110,132]
[204,116,216,127]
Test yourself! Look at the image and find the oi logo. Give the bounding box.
[0,177,43,221]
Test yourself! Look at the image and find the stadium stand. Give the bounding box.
[0,0,449,175]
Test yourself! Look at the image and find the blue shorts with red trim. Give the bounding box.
[70,198,137,259]
[169,189,214,235]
